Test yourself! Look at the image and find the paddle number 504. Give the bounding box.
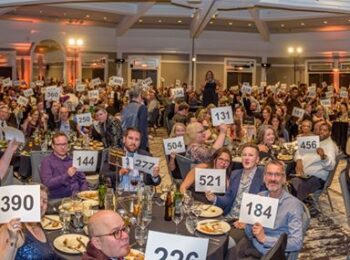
[1,195,34,212]
[246,202,272,219]
[154,247,199,260]
[199,175,221,186]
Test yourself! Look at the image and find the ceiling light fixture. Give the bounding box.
[209,21,213,24]
[229,22,233,25]
[158,19,162,23]
[86,14,90,18]
[301,22,305,26]
[248,23,252,27]
[323,21,328,24]
[104,17,107,21]
[281,24,285,27]
[139,19,143,23]
[177,20,182,23]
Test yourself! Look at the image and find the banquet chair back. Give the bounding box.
[339,167,350,227]
[175,154,195,179]
[31,151,51,183]
[2,166,14,186]
[261,233,287,260]
[310,154,342,212]
[99,148,109,174]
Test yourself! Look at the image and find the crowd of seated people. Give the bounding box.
[0,73,348,259]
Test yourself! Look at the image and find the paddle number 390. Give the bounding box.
[154,247,199,260]
[1,195,34,212]
[246,202,272,219]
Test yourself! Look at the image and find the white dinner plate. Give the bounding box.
[198,205,223,218]
[196,219,231,235]
[53,234,89,255]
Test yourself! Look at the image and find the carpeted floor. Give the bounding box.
[149,127,350,260]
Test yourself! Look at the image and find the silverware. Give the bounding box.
[44,216,62,224]
[203,204,213,211]
[66,245,83,254]
[76,237,86,249]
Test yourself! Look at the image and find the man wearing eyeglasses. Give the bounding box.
[231,160,303,258]
[83,210,130,260]
[40,132,88,199]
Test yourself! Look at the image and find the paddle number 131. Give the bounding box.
[154,247,199,260]
[246,202,272,219]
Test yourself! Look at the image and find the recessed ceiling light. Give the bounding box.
[103,17,107,21]
[301,22,305,26]
[348,19,350,22]
[86,14,90,18]
[177,20,182,23]
[139,19,143,23]
[158,19,162,23]
[229,22,233,26]
[209,21,214,24]
[248,23,252,27]
[281,24,285,27]
[323,21,328,24]
[39,10,43,14]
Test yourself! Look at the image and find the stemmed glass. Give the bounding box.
[59,198,72,234]
[191,202,202,221]
[140,207,152,230]
[134,226,148,252]
[173,207,184,234]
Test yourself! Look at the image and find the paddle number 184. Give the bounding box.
[246,202,272,219]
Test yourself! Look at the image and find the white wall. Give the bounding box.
[1,19,350,58]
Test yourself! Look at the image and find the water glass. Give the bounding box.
[72,211,84,232]
[60,211,71,234]
[140,203,152,229]
[116,184,124,197]
[185,215,198,234]
[183,191,193,214]
[192,202,202,220]
[134,226,148,252]
[104,188,115,210]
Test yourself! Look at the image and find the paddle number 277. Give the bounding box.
[246,202,272,219]
[154,247,199,260]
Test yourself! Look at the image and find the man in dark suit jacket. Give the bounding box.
[206,144,266,243]
[114,127,161,190]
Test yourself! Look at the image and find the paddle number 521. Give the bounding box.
[154,247,199,260]
[246,202,272,219]
[199,175,221,186]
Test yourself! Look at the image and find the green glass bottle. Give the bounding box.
[98,175,107,209]
[173,186,183,216]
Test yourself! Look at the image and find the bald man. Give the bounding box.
[82,210,130,260]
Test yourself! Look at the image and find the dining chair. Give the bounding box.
[1,166,14,186]
[339,167,350,227]
[310,154,344,212]
[31,151,51,183]
[261,233,287,260]
[175,154,195,179]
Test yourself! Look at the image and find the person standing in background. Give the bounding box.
[202,70,221,107]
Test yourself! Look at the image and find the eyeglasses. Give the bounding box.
[265,172,284,178]
[217,157,231,164]
[54,143,68,147]
[94,226,129,240]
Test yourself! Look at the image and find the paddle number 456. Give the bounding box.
[246,202,272,219]
[154,247,199,260]
[300,140,317,150]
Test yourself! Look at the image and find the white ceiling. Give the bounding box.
[1,0,350,41]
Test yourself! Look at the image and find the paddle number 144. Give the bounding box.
[246,202,272,219]
[77,156,94,166]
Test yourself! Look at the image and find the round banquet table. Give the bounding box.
[46,196,229,260]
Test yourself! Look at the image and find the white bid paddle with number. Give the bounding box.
[133,154,159,174]
[73,151,98,172]
[195,168,226,193]
[171,88,185,98]
[210,106,234,126]
[75,113,93,127]
[297,135,320,155]
[239,193,279,229]
[292,107,305,118]
[0,185,41,223]
[163,136,186,155]
[145,231,208,260]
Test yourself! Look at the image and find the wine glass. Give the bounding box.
[59,198,72,234]
[140,204,152,230]
[173,207,184,234]
[134,226,148,252]
[191,202,202,221]
[130,175,139,191]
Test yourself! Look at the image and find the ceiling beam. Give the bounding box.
[0,7,16,15]
[249,8,269,41]
[115,2,155,37]
[190,0,219,38]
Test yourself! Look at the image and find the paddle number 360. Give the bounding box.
[1,195,34,212]
[246,202,272,219]
[154,247,199,260]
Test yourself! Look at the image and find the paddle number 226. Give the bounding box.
[154,247,199,260]
[246,202,272,219]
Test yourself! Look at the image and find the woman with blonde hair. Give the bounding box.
[256,124,279,160]
[168,123,186,180]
